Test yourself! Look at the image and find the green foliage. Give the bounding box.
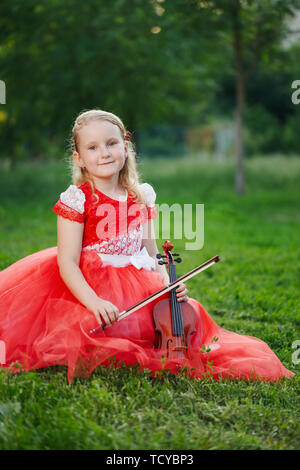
[0,0,213,160]
[283,111,300,153]
[1,0,300,162]
[244,105,282,155]
[216,42,300,155]
[165,0,300,155]
[0,155,299,449]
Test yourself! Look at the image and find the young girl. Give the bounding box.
[0,109,294,383]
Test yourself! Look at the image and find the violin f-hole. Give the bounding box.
[166,338,173,357]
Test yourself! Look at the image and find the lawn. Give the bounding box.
[0,155,299,450]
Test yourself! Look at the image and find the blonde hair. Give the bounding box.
[68,109,146,204]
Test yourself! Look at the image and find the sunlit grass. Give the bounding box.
[0,155,299,449]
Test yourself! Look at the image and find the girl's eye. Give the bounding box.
[89,142,116,149]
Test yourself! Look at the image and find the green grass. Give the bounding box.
[0,155,299,450]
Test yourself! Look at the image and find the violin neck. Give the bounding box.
[168,262,184,336]
[168,263,177,284]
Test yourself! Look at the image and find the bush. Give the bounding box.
[244,106,283,156]
[283,111,300,154]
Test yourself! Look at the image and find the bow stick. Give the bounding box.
[90,254,221,334]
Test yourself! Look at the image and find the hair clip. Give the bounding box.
[124,130,131,142]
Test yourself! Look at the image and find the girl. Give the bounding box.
[0,109,294,383]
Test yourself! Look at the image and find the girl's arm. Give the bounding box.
[57,215,95,306]
[56,216,119,326]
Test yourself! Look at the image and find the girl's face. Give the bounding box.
[74,120,127,182]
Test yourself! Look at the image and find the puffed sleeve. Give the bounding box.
[52,184,86,223]
[140,182,157,220]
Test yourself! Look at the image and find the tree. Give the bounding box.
[0,0,213,161]
[162,0,300,194]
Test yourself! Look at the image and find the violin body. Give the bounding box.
[89,252,220,336]
[152,240,199,362]
[153,298,196,360]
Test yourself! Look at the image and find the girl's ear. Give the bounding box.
[73,152,84,168]
[125,142,129,156]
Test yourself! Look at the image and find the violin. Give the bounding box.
[90,246,220,336]
[153,240,197,360]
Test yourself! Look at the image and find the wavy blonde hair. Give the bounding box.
[68,109,146,204]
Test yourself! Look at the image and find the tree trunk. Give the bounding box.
[232,0,245,195]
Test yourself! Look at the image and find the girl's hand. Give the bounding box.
[162,275,189,303]
[175,282,189,302]
[85,295,119,327]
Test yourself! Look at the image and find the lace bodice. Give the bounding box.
[53,182,157,257]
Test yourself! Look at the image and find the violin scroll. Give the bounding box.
[155,240,183,268]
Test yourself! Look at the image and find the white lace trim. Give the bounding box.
[82,224,155,270]
[140,183,156,207]
[97,246,156,271]
[60,185,86,214]
[82,225,143,256]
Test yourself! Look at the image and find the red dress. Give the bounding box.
[0,181,294,383]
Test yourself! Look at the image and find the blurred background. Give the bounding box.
[0,3,299,449]
[0,0,300,195]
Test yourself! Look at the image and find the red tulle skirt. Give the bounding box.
[0,247,294,383]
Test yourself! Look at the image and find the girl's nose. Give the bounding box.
[99,145,111,157]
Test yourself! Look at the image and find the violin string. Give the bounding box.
[170,261,183,348]
[169,262,177,341]
[173,291,180,348]
[168,250,186,351]
[170,263,179,337]
[171,288,177,338]
[173,290,179,348]
[175,295,184,347]
[174,263,183,335]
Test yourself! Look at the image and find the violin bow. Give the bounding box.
[90,255,221,334]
